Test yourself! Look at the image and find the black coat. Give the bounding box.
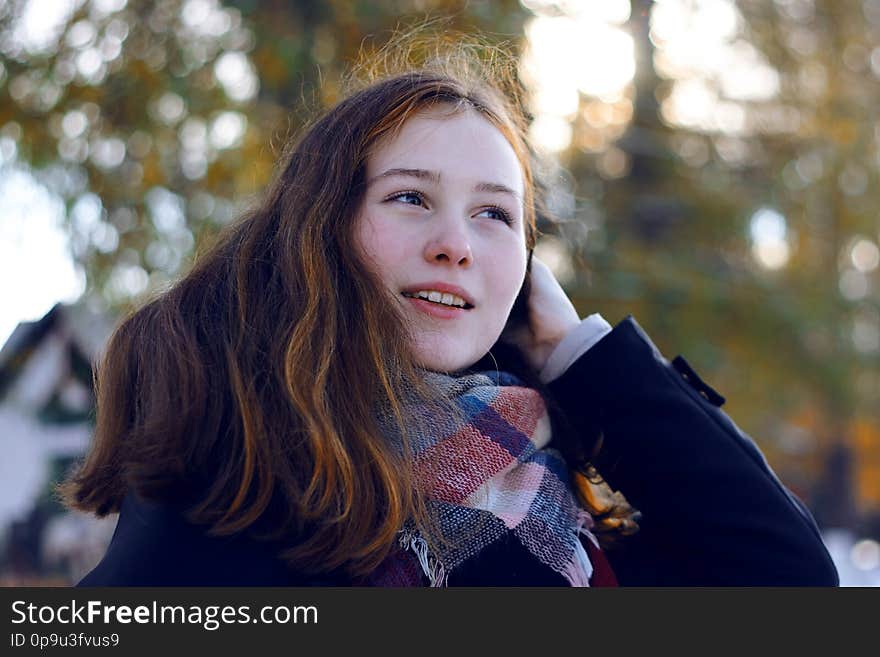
[78,316,839,586]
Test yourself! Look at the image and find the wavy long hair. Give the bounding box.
[59,54,558,576]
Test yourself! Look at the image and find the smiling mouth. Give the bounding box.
[401,290,473,309]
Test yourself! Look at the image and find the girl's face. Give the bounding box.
[355,106,528,373]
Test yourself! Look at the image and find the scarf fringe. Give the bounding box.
[562,535,595,587]
[560,510,600,587]
[577,509,600,549]
[399,529,448,587]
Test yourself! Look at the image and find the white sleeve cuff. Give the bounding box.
[538,313,612,384]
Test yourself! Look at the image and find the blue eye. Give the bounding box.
[387,191,426,206]
[477,206,513,225]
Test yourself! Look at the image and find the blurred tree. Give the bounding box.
[730,0,880,527]
[562,0,879,527]
[0,0,526,303]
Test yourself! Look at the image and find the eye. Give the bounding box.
[476,206,513,225]
[386,190,426,207]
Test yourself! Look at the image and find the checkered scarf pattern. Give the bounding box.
[368,369,599,587]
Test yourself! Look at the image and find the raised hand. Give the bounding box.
[501,255,581,372]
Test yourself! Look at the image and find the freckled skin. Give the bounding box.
[355,108,528,373]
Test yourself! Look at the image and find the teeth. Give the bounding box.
[404,290,468,308]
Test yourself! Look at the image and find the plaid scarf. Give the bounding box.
[368,369,600,587]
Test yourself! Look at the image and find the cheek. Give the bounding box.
[354,212,408,283]
[483,244,528,303]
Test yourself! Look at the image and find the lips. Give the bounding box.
[404,296,467,320]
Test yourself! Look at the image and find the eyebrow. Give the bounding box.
[370,167,521,200]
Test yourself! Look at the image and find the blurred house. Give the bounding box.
[0,302,117,585]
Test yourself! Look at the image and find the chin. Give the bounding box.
[412,339,486,375]
[416,356,478,375]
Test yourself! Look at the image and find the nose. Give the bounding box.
[423,217,473,267]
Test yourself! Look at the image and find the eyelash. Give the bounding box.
[384,190,513,226]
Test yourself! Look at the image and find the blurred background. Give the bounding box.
[0,0,878,586]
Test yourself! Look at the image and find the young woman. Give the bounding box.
[63,54,839,586]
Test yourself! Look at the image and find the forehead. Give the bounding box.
[366,107,525,195]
